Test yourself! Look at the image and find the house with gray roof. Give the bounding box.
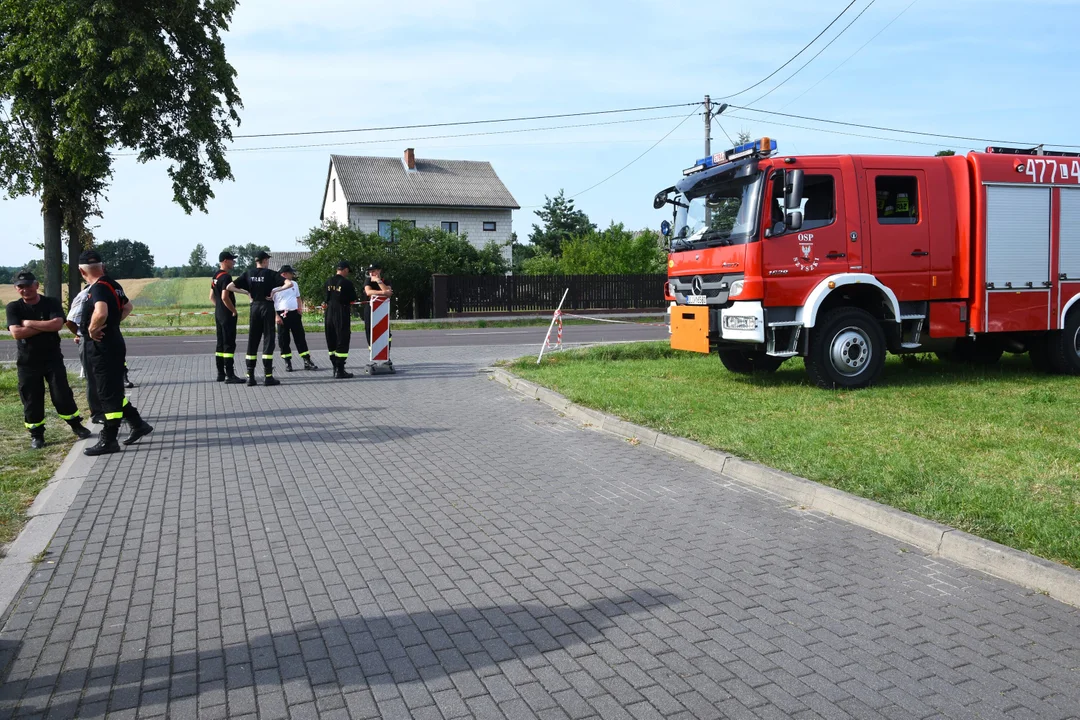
[320,148,519,263]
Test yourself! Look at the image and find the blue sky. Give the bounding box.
[3,0,1080,268]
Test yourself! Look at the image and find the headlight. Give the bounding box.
[729,280,744,298]
[723,315,758,330]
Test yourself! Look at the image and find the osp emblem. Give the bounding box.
[793,232,819,272]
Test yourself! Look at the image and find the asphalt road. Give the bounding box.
[0,322,669,360]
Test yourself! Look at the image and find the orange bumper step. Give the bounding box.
[670,306,710,354]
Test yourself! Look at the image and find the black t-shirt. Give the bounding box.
[80,275,127,349]
[234,267,284,302]
[6,295,64,361]
[211,270,235,315]
[362,279,384,320]
[325,274,358,314]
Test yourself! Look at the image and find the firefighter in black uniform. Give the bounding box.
[210,250,245,383]
[6,272,92,449]
[227,251,294,386]
[275,265,317,372]
[324,260,357,379]
[362,264,393,348]
[78,251,154,456]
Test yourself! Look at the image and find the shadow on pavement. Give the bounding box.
[3,589,682,717]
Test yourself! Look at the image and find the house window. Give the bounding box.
[378,219,415,240]
[332,179,336,202]
[876,176,919,224]
[441,221,459,234]
[483,221,497,232]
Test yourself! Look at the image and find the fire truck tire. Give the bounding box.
[718,350,786,374]
[806,308,886,389]
[1046,312,1080,375]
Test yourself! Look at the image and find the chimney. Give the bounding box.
[404,147,416,170]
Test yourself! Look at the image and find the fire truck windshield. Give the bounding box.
[672,173,763,250]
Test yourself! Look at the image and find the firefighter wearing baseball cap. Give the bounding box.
[275,265,317,372]
[5,271,92,449]
[211,250,245,383]
[78,250,154,455]
[324,260,357,379]
[362,263,393,348]
[226,251,295,386]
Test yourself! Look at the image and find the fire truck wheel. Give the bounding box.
[1046,312,1080,375]
[806,308,886,389]
[717,350,786,374]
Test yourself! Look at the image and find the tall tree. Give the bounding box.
[185,243,211,278]
[220,242,271,271]
[95,239,155,278]
[0,0,242,299]
[528,190,594,257]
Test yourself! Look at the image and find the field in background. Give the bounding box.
[512,343,1080,570]
[132,277,248,309]
[0,277,159,306]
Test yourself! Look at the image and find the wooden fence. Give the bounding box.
[432,274,667,316]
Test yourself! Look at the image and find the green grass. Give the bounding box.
[0,368,83,547]
[133,277,251,310]
[511,343,1080,569]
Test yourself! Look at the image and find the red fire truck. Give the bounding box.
[657,138,1080,388]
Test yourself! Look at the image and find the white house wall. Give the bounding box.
[348,206,513,263]
[321,163,349,224]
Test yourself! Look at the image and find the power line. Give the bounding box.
[780,0,919,110]
[745,0,877,107]
[113,113,698,156]
[725,105,1080,148]
[715,1,859,100]
[712,115,736,147]
[722,112,976,150]
[230,101,701,140]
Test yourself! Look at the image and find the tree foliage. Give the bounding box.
[0,0,242,296]
[219,242,271,271]
[935,149,956,156]
[528,190,594,257]
[296,222,508,318]
[521,224,664,275]
[94,239,155,279]
[185,243,212,278]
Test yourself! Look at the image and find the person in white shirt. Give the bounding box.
[272,265,317,372]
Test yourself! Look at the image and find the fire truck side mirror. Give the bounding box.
[784,169,804,211]
[786,210,804,232]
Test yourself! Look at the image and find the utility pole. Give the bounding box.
[704,94,712,157]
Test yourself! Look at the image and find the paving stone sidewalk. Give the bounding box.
[0,345,1077,719]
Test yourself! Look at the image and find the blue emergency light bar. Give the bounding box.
[683,137,778,175]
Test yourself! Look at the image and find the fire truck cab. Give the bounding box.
[659,139,1080,388]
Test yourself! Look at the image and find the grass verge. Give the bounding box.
[511,342,1080,569]
[0,368,83,548]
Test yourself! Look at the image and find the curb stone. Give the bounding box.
[0,438,95,622]
[489,368,1080,609]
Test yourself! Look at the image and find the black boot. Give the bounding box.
[335,357,353,379]
[246,358,257,386]
[67,420,92,440]
[284,356,294,372]
[121,403,154,446]
[84,421,121,456]
[29,426,45,450]
[224,358,245,384]
[263,359,280,387]
[215,356,226,382]
[124,366,135,389]
[303,354,318,370]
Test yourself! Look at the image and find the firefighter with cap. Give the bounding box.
[226,251,295,386]
[6,271,92,449]
[324,260,357,379]
[78,250,154,455]
[210,250,245,383]
[275,264,317,372]
[362,263,393,348]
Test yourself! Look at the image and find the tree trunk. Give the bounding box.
[67,224,83,307]
[42,197,63,299]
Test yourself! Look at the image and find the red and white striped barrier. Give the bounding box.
[367,296,394,374]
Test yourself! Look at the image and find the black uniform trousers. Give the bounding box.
[80,340,101,417]
[215,311,237,358]
[18,354,81,429]
[85,340,138,425]
[325,309,351,360]
[246,301,277,378]
[277,310,309,358]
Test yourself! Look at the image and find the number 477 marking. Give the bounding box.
[1026,158,1080,183]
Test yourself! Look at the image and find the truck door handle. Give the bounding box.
[911,250,929,257]
[826,252,846,259]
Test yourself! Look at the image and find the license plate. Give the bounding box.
[687,295,707,305]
